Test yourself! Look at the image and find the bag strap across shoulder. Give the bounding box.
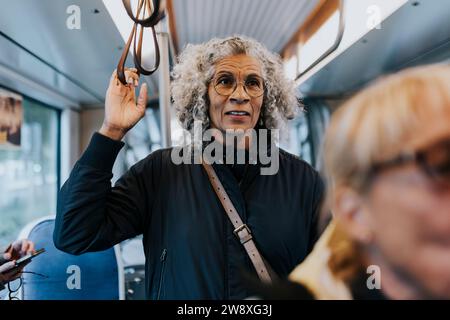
[202,162,273,283]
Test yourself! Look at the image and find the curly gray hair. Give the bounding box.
[171,35,300,132]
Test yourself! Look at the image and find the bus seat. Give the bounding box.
[16,216,125,300]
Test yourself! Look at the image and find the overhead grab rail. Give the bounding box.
[117,0,166,85]
[296,0,346,80]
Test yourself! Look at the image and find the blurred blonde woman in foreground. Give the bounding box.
[289,64,450,299]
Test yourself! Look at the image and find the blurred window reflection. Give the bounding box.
[280,100,331,169]
[0,98,59,248]
[123,107,161,170]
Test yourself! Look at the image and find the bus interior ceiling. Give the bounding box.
[297,0,450,102]
[0,0,320,108]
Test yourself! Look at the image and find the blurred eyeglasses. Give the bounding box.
[7,271,49,300]
[7,277,22,300]
[212,74,265,98]
[370,137,450,188]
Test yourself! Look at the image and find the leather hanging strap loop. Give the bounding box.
[117,0,165,85]
[122,0,165,27]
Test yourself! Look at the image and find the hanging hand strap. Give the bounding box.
[117,0,165,85]
[202,162,273,283]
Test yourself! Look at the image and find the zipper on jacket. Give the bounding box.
[157,248,167,300]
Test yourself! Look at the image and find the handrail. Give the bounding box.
[295,0,346,80]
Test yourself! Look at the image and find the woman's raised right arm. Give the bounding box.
[53,69,152,254]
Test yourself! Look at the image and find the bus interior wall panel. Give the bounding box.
[299,0,450,98]
[0,0,127,108]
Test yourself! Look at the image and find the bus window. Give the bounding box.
[282,0,341,79]
[0,92,59,248]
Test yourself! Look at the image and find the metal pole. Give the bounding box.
[158,31,172,148]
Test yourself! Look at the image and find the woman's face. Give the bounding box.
[207,54,264,132]
[355,116,450,298]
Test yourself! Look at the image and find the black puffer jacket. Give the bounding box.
[54,132,324,299]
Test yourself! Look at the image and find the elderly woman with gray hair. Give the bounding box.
[54,36,324,299]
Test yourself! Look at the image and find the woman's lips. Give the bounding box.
[224,111,251,120]
[224,111,251,122]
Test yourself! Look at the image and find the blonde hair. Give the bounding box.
[171,35,299,132]
[324,64,450,195]
[317,64,450,289]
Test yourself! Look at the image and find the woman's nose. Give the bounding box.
[229,83,250,104]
